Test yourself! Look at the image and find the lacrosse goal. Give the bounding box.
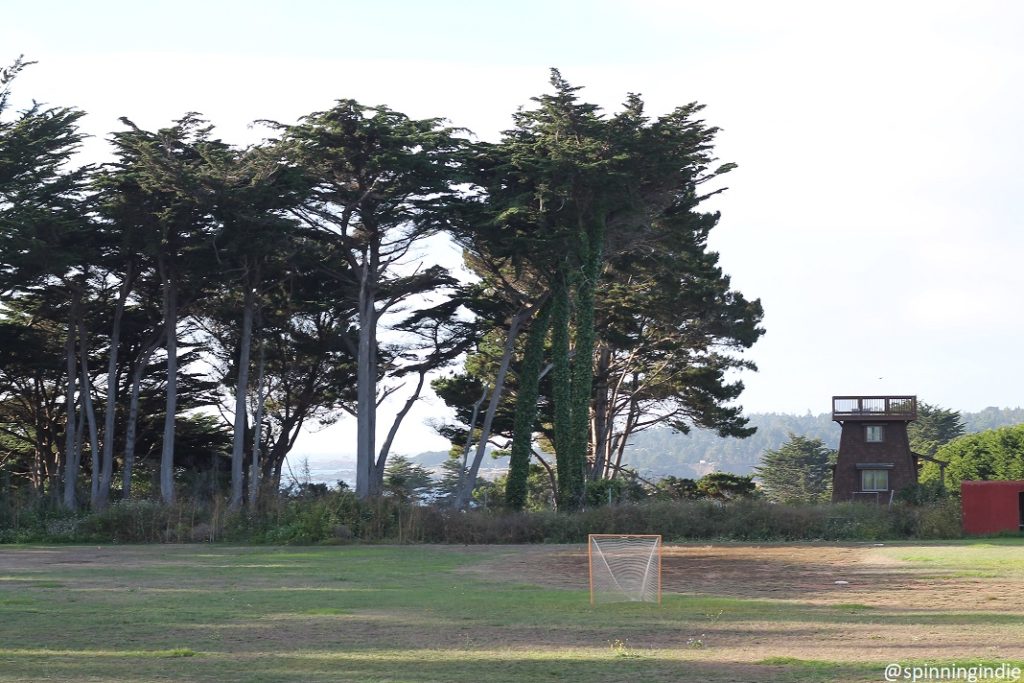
[588,534,662,605]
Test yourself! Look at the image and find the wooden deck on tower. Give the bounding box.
[832,395,917,422]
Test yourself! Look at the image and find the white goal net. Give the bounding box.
[588,534,662,605]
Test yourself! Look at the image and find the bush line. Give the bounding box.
[0,493,964,544]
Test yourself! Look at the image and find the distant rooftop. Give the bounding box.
[832,395,917,421]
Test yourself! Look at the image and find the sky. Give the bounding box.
[4,0,1023,460]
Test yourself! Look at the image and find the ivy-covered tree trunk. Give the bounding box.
[563,220,603,506]
[550,273,574,509]
[567,217,605,502]
[505,301,551,511]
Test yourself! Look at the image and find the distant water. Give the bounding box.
[287,454,504,490]
[286,456,357,489]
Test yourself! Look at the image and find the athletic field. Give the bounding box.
[1,541,1022,682]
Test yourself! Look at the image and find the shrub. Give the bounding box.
[0,492,964,544]
[77,500,162,543]
[896,480,948,505]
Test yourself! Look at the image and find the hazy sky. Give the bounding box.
[5,1,1023,458]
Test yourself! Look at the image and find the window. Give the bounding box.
[865,425,884,442]
[861,469,889,492]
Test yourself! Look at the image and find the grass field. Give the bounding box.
[1,541,1023,682]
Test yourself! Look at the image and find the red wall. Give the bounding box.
[961,481,1024,535]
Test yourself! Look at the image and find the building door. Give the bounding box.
[1019,491,1024,531]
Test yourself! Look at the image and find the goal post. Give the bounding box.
[588,534,662,605]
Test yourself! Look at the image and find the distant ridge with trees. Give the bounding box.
[616,407,1024,480]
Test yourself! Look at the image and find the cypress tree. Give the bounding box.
[505,300,551,510]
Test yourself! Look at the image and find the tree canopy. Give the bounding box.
[753,434,835,504]
[0,61,763,513]
[908,402,965,458]
[921,425,1024,489]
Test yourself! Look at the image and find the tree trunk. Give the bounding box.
[373,369,427,493]
[566,217,604,508]
[61,317,79,510]
[230,283,255,511]
[78,319,100,508]
[248,336,267,507]
[73,392,86,490]
[455,307,530,510]
[550,273,573,509]
[272,456,284,492]
[454,386,488,506]
[590,345,612,480]
[159,259,178,504]
[355,255,378,499]
[506,301,551,511]
[97,264,133,509]
[123,337,159,500]
[611,393,638,478]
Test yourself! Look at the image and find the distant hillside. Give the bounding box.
[621,407,1024,480]
[395,407,1024,483]
[408,450,451,467]
[961,407,1024,433]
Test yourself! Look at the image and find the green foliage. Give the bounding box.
[584,476,647,507]
[506,302,551,511]
[523,463,557,511]
[754,434,836,504]
[908,401,966,458]
[896,479,949,505]
[77,500,187,542]
[694,472,757,500]
[382,455,433,504]
[654,476,700,500]
[470,475,506,510]
[0,492,961,544]
[549,278,575,507]
[923,424,1024,489]
[652,473,761,502]
[445,71,763,509]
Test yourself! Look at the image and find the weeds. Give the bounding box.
[608,639,642,659]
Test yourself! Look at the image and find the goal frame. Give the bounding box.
[588,533,662,605]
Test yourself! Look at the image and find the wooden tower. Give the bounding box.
[831,395,918,504]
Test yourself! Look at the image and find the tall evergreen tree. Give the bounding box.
[196,142,308,510]
[0,57,94,507]
[276,100,466,498]
[754,434,835,503]
[448,72,762,510]
[106,115,224,504]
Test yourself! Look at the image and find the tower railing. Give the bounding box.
[832,395,917,421]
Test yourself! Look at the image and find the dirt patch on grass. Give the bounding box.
[468,542,1024,611]
[462,543,1024,662]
